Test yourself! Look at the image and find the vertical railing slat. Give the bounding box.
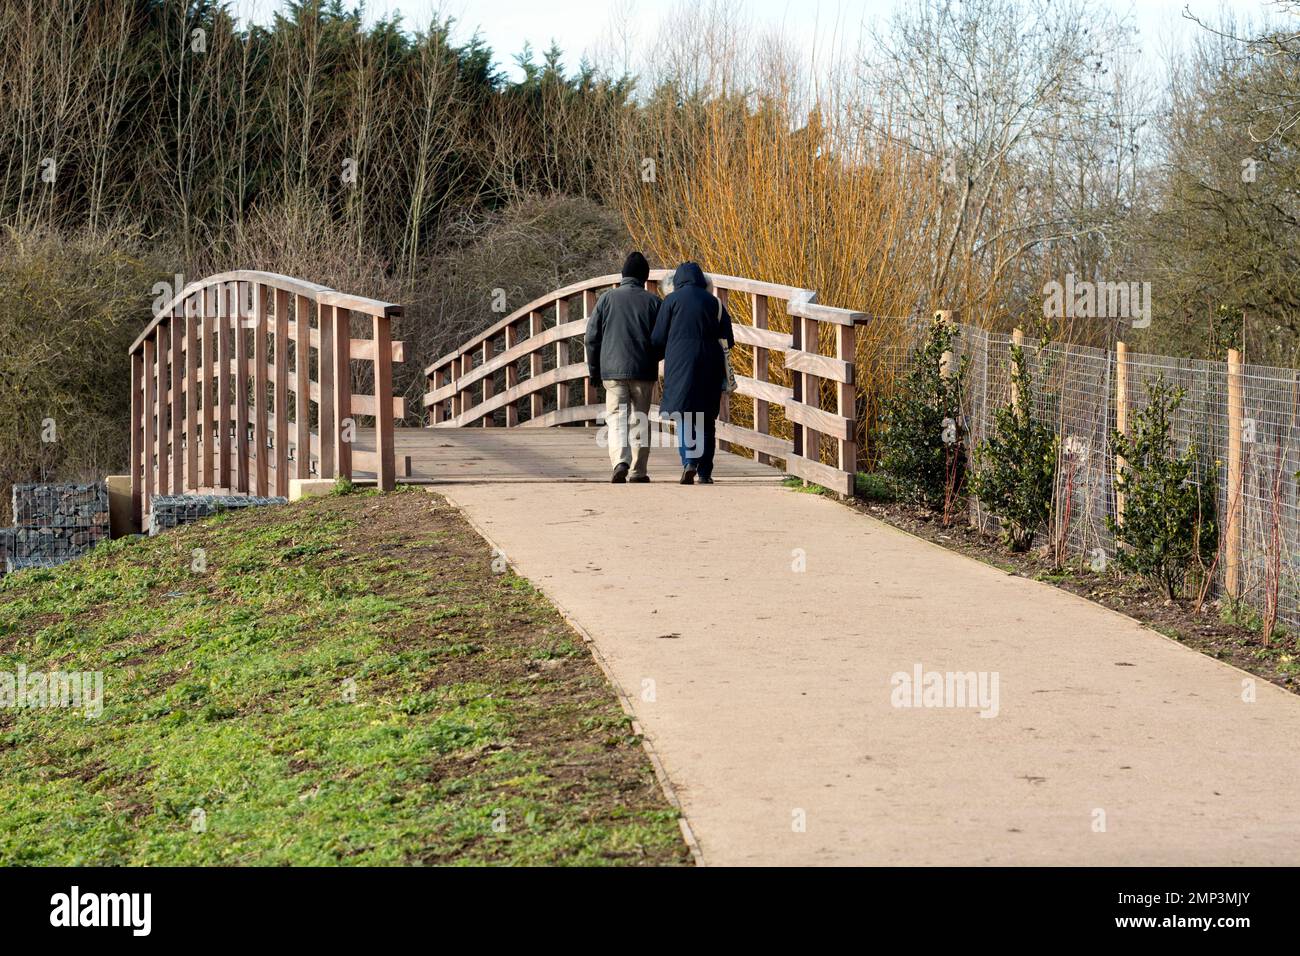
[753,294,771,464]
[143,336,157,517]
[801,316,820,466]
[156,325,170,496]
[318,304,336,479]
[254,283,270,497]
[836,322,857,477]
[373,312,396,491]
[130,350,143,528]
[555,298,570,417]
[274,288,290,497]
[234,282,250,494]
[529,311,543,419]
[482,338,495,426]
[582,289,598,419]
[170,310,184,493]
[200,287,214,490]
[295,294,312,478]
[717,288,730,454]
[217,283,233,490]
[504,323,519,426]
[332,306,352,480]
[185,296,199,491]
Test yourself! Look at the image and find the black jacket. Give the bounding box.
[585,277,661,382]
[652,262,734,417]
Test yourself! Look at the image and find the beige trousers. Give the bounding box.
[603,379,655,477]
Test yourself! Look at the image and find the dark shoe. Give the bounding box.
[611,463,629,483]
[679,466,697,485]
[698,475,714,484]
[629,474,650,483]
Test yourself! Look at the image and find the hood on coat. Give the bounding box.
[673,261,708,290]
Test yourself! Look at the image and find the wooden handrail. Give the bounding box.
[422,270,861,495]
[128,271,406,525]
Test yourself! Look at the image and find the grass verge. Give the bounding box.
[0,488,688,865]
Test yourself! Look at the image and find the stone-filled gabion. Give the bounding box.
[12,482,109,527]
[149,495,287,534]
[3,483,111,574]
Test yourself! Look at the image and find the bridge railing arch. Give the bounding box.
[422,269,864,494]
[128,270,406,526]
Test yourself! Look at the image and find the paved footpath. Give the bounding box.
[437,481,1300,865]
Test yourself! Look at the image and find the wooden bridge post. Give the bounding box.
[318,303,337,478]
[254,283,271,496]
[790,311,804,464]
[201,287,215,489]
[504,323,519,426]
[1011,327,1024,409]
[800,315,821,466]
[753,294,771,465]
[837,320,857,477]
[460,352,473,421]
[555,298,570,419]
[332,304,352,481]
[1114,339,1127,526]
[233,283,249,493]
[448,358,460,420]
[170,309,184,494]
[717,288,731,453]
[143,335,157,513]
[155,323,170,496]
[274,288,290,496]
[583,290,599,419]
[373,312,396,491]
[130,349,143,528]
[185,295,199,490]
[481,338,495,426]
[295,295,312,478]
[1225,346,1245,598]
[218,285,234,489]
[529,310,544,420]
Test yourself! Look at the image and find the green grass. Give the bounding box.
[782,472,897,502]
[854,472,897,502]
[0,489,687,866]
[782,477,832,495]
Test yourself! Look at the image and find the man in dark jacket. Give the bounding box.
[651,261,734,484]
[585,251,661,482]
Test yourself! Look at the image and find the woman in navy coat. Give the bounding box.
[652,262,735,484]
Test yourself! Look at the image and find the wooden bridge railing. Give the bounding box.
[422,269,864,495]
[129,271,405,525]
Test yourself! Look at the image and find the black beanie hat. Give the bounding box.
[621,251,650,284]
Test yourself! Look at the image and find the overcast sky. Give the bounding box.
[230,0,1288,81]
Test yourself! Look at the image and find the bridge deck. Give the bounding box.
[386,428,784,484]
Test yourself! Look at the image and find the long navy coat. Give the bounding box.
[652,262,735,418]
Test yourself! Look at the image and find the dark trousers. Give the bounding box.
[677,413,717,477]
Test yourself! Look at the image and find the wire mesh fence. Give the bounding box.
[882,321,1300,632]
[149,495,288,534]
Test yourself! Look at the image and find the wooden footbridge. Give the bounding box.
[128,268,865,520]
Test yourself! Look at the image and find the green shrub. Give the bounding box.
[1107,376,1218,599]
[0,226,166,523]
[854,471,897,502]
[877,320,967,511]
[969,342,1058,551]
